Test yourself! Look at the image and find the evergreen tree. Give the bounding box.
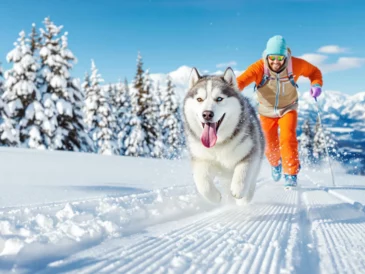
[81,72,94,152]
[0,97,19,147]
[29,23,41,55]
[107,83,117,112]
[82,72,92,131]
[160,75,184,159]
[323,127,339,160]
[84,60,119,155]
[40,18,92,151]
[3,30,46,149]
[143,69,163,158]
[28,23,44,93]
[62,37,94,152]
[127,52,152,157]
[155,81,166,156]
[312,117,338,164]
[81,72,91,103]
[0,63,4,96]
[124,85,147,157]
[299,119,314,166]
[114,79,132,155]
[313,117,326,163]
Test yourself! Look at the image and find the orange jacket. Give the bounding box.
[236,57,323,91]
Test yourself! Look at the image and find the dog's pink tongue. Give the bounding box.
[201,123,217,148]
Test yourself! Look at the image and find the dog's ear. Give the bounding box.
[189,67,201,89]
[223,67,238,89]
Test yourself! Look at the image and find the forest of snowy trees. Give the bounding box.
[0,17,184,159]
[298,118,339,167]
[0,17,345,169]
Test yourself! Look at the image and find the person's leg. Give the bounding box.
[278,111,300,175]
[259,115,280,167]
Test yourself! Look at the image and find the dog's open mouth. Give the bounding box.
[200,113,225,148]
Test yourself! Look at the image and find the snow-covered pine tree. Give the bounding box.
[155,81,162,107]
[3,30,46,149]
[29,23,41,55]
[0,62,4,96]
[0,62,19,147]
[298,119,314,166]
[313,117,326,163]
[322,127,338,160]
[84,60,119,155]
[40,18,92,152]
[106,83,117,113]
[82,72,91,100]
[0,66,17,146]
[155,81,167,156]
[127,53,154,157]
[313,117,339,165]
[142,69,163,158]
[28,23,44,94]
[114,79,132,155]
[61,33,94,153]
[0,98,19,147]
[82,71,94,148]
[160,75,184,159]
[124,85,147,157]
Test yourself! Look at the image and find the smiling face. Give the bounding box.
[267,55,286,72]
[183,67,242,148]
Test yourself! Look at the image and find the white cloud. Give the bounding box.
[317,45,349,54]
[299,54,365,73]
[212,69,244,76]
[323,57,365,73]
[216,61,237,68]
[299,54,328,67]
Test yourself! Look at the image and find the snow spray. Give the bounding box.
[314,98,336,187]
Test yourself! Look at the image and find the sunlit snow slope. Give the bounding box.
[0,147,364,274]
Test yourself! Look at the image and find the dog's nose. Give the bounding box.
[202,111,214,121]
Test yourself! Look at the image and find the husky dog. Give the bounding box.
[183,67,265,204]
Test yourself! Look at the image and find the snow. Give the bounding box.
[0,147,364,273]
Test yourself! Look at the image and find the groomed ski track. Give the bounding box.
[2,174,363,273]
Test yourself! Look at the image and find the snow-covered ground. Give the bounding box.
[0,147,365,273]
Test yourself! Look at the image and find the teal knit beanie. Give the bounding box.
[265,35,287,56]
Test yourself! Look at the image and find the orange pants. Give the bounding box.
[259,111,300,175]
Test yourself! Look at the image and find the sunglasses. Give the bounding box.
[268,55,285,61]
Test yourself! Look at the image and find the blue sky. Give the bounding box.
[0,0,364,95]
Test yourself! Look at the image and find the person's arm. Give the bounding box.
[236,59,264,91]
[293,57,323,86]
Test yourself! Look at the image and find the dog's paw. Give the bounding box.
[230,182,245,199]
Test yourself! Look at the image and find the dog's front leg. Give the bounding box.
[192,160,221,204]
[230,158,252,200]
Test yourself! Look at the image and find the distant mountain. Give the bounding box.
[153,66,364,128]
[149,66,244,102]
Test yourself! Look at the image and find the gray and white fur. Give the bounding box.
[183,67,265,204]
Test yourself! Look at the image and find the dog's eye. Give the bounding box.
[197,98,203,102]
[216,97,224,102]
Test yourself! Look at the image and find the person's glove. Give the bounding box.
[310,84,322,99]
